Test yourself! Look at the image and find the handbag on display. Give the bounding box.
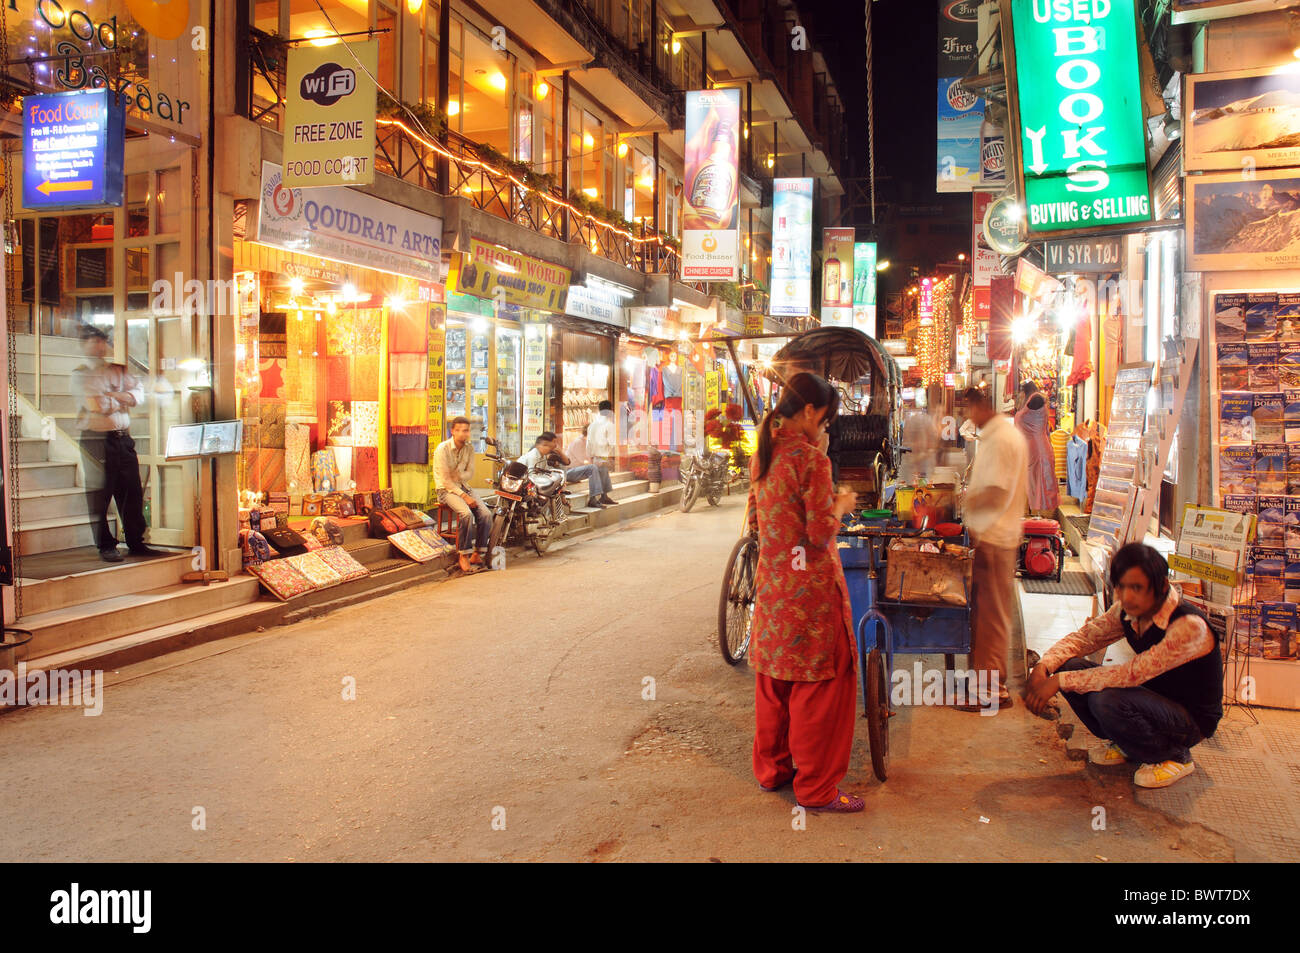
[368,509,407,538]
[239,529,275,568]
[303,493,325,517]
[335,495,356,518]
[275,511,291,529]
[263,526,310,556]
[322,493,343,516]
[391,506,426,529]
[310,517,345,547]
[311,448,340,493]
[352,492,373,515]
[374,488,395,511]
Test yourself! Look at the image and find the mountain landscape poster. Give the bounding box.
[1186,66,1300,172]
[1187,167,1300,271]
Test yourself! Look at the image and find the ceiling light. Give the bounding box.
[304,28,338,47]
[583,187,598,197]
[289,276,305,296]
[447,100,460,116]
[489,72,507,91]
[617,142,628,158]
[407,0,424,13]
[672,38,681,54]
[536,81,549,99]
[583,132,594,149]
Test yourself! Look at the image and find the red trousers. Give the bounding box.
[752,628,858,807]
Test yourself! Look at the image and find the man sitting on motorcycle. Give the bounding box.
[519,432,617,510]
[434,416,492,574]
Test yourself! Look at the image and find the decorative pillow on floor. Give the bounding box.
[249,560,315,600]
[414,527,455,556]
[316,546,369,582]
[285,552,345,589]
[388,529,440,563]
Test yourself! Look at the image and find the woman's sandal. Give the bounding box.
[801,790,865,813]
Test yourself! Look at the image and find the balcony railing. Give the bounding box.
[243,28,681,281]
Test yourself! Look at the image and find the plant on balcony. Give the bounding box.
[712,280,744,311]
[377,91,446,136]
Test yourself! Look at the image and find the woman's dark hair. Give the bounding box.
[1109,542,1170,598]
[754,372,839,482]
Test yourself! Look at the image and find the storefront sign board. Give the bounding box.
[564,285,627,327]
[450,238,571,312]
[972,190,999,319]
[983,194,1028,256]
[705,371,721,411]
[852,241,877,336]
[256,162,442,281]
[1044,237,1124,273]
[428,305,446,452]
[22,89,125,209]
[523,324,547,445]
[683,89,742,280]
[937,0,984,193]
[769,178,814,317]
[628,307,679,340]
[283,39,377,188]
[1006,0,1153,233]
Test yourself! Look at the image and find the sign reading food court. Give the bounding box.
[23,88,125,209]
[1006,0,1153,233]
[283,39,378,188]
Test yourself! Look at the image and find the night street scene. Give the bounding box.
[0,0,1292,928]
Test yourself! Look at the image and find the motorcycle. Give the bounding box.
[680,448,733,512]
[484,438,572,557]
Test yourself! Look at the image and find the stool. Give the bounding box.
[434,503,460,545]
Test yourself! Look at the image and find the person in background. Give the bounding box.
[1025,543,1220,789]
[520,432,616,509]
[958,386,1028,711]
[1015,381,1060,516]
[565,425,616,508]
[433,416,491,573]
[747,372,864,813]
[898,401,939,484]
[73,325,163,562]
[588,399,618,481]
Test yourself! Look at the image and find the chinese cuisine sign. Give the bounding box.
[683,89,741,280]
[283,39,378,188]
[1007,0,1153,232]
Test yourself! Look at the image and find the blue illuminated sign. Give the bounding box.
[23,89,125,210]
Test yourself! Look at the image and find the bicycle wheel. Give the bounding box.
[680,473,700,512]
[865,647,890,782]
[717,536,758,665]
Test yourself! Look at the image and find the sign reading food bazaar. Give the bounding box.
[284,39,377,188]
[451,238,571,312]
[1006,0,1153,233]
[23,89,125,209]
[20,0,197,131]
[682,89,742,280]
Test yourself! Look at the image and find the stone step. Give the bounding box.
[17,514,118,556]
[15,487,90,523]
[14,352,91,374]
[13,334,86,357]
[15,371,77,395]
[17,575,262,659]
[14,437,51,464]
[16,550,193,616]
[14,461,79,491]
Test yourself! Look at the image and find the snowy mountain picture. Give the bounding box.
[1186,67,1300,172]
[1188,169,1300,271]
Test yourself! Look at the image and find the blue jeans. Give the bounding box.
[437,488,491,555]
[1057,658,1203,764]
[566,463,611,500]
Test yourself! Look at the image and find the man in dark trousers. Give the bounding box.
[73,325,162,562]
[1025,542,1221,789]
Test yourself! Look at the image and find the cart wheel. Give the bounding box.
[865,647,889,782]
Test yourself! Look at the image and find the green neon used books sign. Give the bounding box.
[1008,0,1152,233]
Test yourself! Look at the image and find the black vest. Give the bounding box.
[1123,600,1222,738]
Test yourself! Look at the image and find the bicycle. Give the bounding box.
[718,499,759,665]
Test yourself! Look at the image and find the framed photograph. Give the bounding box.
[1186,167,1300,271]
[1185,66,1300,172]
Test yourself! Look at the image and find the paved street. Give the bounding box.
[0,498,1233,862]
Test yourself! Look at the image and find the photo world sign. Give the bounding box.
[1007,0,1153,233]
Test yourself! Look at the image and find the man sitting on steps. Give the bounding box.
[519,433,617,510]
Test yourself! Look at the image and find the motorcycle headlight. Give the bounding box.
[501,475,524,492]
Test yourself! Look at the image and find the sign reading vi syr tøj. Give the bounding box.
[23,90,125,210]
[1008,0,1153,233]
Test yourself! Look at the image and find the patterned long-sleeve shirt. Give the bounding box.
[1039,584,1215,693]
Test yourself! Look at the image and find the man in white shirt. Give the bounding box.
[957,386,1029,710]
[520,432,614,509]
[899,404,939,483]
[564,426,615,508]
[433,416,491,573]
[587,400,618,475]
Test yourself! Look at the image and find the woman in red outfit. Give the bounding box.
[747,373,863,812]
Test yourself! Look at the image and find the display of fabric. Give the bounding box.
[326,355,350,400]
[258,358,286,400]
[390,432,428,465]
[352,354,380,400]
[285,312,317,402]
[1085,425,1104,514]
[391,308,427,353]
[285,423,312,495]
[316,545,370,582]
[257,401,286,449]
[326,400,353,444]
[311,448,340,493]
[249,559,314,601]
[285,551,345,589]
[353,446,380,491]
[329,443,354,488]
[390,393,426,427]
[351,401,379,447]
[414,527,454,556]
[243,447,286,492]
[1066,435,1088,502]
[390,464,430,505]
[390,353,427,391]
[388,529,440,563]
[1050,428,1070,480]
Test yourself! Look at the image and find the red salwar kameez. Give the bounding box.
[747,426,858,807]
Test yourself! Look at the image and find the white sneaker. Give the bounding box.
[1134,760,1195,789]
[1088,742,1129,766]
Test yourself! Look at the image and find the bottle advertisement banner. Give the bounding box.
[937,1,984,193]
[683,89,742,281]
[972,190,999,320]
[821,227,856,327]
[769,178,814,317]
[283,39,378,189]
[852,242,877,336]
[1007,0,1153,232]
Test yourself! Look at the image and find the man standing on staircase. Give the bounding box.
[73,325,163,562]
